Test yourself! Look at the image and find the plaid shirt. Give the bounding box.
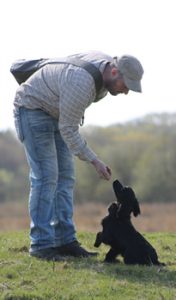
[14,51,114,162]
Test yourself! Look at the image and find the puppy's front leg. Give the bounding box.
[94,232,103,247]
[105,247,120,263]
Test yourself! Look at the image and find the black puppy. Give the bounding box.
[94,180,165,266]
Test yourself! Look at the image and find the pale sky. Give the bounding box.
[0,0,175,130]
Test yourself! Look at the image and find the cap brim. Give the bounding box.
[124,76,142,93]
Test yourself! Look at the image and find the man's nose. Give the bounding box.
[124,88,129,95]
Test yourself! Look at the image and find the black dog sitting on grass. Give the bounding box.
[94,179,165,266]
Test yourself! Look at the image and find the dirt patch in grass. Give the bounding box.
[75,202,176,233]
[0,201,176,233]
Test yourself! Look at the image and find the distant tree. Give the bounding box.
[1,112,176,203]
[0,130,29,202]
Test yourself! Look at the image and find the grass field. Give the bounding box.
[0,230,176,299]
[0,202,176,298]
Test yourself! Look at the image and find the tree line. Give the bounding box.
[0,113,176,204]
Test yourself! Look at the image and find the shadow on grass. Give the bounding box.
[69,255,176,289]
[2,230,176,298]
[6,243,176,290]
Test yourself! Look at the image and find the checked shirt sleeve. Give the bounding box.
[58,68,98,162]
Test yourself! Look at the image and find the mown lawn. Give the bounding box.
[0,231,176,299]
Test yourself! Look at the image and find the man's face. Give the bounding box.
[103,66,129,96]
[106,74,129,96]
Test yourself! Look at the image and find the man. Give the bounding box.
[13,51,144,261]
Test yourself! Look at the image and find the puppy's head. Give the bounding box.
[113,180,140,218]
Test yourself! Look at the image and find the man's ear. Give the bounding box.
[111,67,118,77]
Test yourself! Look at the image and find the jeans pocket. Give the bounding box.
[14,108,24,142]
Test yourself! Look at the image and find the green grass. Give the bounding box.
[0,231,176,299]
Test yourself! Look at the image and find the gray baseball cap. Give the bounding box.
[117,55,144,92]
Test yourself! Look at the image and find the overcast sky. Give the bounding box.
[0,0,175,130]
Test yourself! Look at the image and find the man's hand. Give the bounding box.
[91,158,112,180]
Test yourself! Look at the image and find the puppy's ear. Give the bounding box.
[133,199,141,217]
[113,179,123,200]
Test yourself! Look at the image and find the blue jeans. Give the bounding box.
[14,107,76,252]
